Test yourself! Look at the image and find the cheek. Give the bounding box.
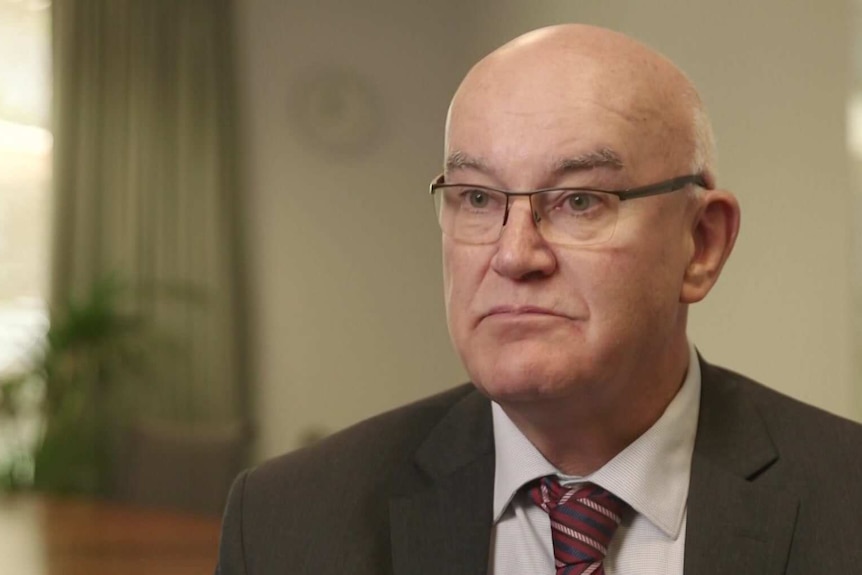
[442,241,490,337]
[575,240,678,319]
[588,235,688,335]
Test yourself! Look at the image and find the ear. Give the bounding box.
[680,189,741,304]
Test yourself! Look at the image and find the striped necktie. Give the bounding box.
[527,476,630,575]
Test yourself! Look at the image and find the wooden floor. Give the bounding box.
[0,493,222,575]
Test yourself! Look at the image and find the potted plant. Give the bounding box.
[0,276,184,495]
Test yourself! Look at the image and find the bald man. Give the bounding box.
[215,25,862,575]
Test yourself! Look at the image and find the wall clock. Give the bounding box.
[290,67,384,155]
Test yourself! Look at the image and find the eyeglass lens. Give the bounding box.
[434,186,620,246]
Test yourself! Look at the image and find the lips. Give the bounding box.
[481,305,574,320]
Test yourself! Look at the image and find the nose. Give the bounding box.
[490,197,557,280]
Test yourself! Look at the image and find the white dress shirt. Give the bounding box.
[489,343,701,575]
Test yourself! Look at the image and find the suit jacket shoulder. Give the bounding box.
[216,383,491,575]
[701,360,862,474]
[687,360,862,574]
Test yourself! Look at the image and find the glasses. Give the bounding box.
[429,173,706,246]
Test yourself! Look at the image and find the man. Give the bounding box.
[216,24,862,574]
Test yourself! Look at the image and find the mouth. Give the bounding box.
[481,305,575,321]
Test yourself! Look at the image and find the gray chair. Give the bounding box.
[113,419,247,516]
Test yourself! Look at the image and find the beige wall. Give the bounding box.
[239,0,858,460]
[236,0,471,460]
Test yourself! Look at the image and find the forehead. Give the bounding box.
[446,54,679,185]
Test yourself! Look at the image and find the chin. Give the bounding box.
[465,347,595,404]
[453,318,612,404]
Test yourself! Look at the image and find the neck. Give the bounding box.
[500,334,691,476]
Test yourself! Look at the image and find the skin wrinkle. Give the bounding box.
[444,149,625,187]
[441,24,739,475]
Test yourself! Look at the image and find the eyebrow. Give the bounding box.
[551,148,625,173]
[445,150,487,172]
[444,147,624,176]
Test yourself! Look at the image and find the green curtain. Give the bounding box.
[50,0,249,430]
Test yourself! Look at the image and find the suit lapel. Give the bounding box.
[389,390,495,575]
[684,360,799,575]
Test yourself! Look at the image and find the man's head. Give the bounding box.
[440,25,740,415]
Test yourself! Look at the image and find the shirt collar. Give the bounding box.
[491,342,701,539]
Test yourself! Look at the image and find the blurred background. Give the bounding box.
[0,0,859,571]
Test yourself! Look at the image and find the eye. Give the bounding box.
[565,193,600,212]
[467,189,490,208]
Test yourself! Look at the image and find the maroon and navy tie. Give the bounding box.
[527,476,630,575]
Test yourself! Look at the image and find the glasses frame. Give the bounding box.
[428,173,707,244]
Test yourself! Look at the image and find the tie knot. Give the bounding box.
[527,476,630,572]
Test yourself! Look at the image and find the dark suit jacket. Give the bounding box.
[215,360,862,574]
